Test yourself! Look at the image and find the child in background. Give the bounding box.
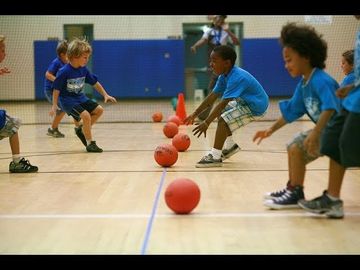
[0,35,38,173]
[184,45,269,168]
[50,38,117,152]
[253,22,340,210]
[44,40,81,138]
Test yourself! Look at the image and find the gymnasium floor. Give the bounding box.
[0,99,359,254]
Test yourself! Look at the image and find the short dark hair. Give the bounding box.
[212,45,237,66]
[342,49,354,66]
[280,22,327,69]
[56,40,68,56]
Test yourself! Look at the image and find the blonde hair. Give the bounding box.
[67,38,92,60]
[0,35,5,47]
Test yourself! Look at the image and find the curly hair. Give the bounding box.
[280,22,327,69]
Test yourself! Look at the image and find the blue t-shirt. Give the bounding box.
[0,109,6,130]
[343,29,360,113]
[279,68,340,124]
[52,64,98,114]
[340,71,355,87]
[213,66,269,116]
[44,57,67,92]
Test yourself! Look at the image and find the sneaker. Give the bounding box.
[86,141,103,153]
[195,153,222,168]
[221,143,241,160]
[298,191,344,219]
[9,158,38,173]
[74,125,87,146]
[47,128,65,138]
[264,185,304,209]
[264,180,291,199]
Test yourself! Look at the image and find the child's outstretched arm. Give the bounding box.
[192,98,230,138]
[183,91,220,125]
[253,116,287,145]
[93,82,117,103]
[49,89,60,117]
[336,83,355,98]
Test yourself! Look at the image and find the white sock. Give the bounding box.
[224,136,235,149]
[12,154,21,163]
[86,140,92,146]
[326,192,340,201]
[210,148,222,160]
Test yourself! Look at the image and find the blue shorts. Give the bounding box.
[321,109,360,168]
[69,99,100,122]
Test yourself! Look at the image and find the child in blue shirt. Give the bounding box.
[50,38,116,152]
[44,40,72,138]
[298,17,360,219]
[184,45,269,168]
[0,35,38,173]
[253,22,340,210]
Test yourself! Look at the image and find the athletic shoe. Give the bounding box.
[9,158,38,173]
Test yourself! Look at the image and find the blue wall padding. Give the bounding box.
[242,38,299,96]
[33,39,185,99]
[92,40,184,98]
[34,41,58,99]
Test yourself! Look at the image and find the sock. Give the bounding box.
[326,192,340,201]
[224,136,235,149]
[86,140,92,146]
[210,148,222,160]
[12,154,21,163]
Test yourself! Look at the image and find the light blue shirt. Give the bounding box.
[279,68,340,123]
[213,66,269,116]
[343,29,360,113]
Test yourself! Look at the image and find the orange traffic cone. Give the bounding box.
[175,92,187,124]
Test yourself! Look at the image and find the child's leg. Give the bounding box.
[287,144,306,187]
[9,132,20,155]
[90,105,104,125]
[213,118,231,150]
[51,111,65,129]
[327,158,345,198]
[80,110,92,141]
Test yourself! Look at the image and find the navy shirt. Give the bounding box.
[52,64,98,114]
[44,57,67,92]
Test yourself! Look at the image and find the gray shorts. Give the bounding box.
[0,114,21,140]
[286,129,321,164]
[221,98,265,133]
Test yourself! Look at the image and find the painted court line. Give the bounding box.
[1,212,360,219]
[140,167,167,255]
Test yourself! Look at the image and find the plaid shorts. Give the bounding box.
[221,98,265,133]
[0,114,21,140]
[286,129,321,164]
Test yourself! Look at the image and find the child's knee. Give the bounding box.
[80,111,91,122]
[287,143,302,155]
[94,105,104,116]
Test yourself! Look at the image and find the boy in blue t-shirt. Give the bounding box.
[50,38,116,152]
[298,17,360,219]
[0,35,38,173]
[253,22,340,210]
[44,40,73,138]
[184,45,269,168]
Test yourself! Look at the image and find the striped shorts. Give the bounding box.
[221,98,265,133]
[0,114,21,140]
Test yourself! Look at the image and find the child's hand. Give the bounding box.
[253,129,273,145]
[183,113,196,125]
[336,85,352,98]
[0,67,10,75]
[222,23,229,31]
[304,130,320,157]
[192,121,209,138]
[49,105,58,117]
[104,95,117,103]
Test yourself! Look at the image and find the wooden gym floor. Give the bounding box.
[0,100,359,254]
